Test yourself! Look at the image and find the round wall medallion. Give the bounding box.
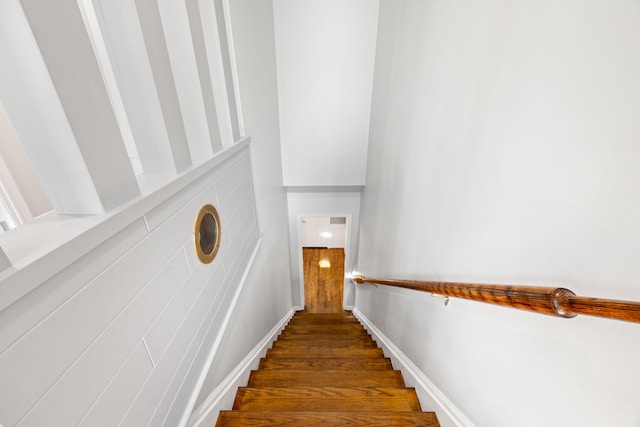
[195,204,221,264]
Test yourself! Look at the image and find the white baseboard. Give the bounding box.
[187,308,295,427]
[353,308,476,427]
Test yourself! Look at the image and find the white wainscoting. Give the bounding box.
[187,308,294,427]
[0,143,267,427]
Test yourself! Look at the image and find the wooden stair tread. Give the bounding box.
[233,386,421,411]
[216,411,440,427]
[267,346,384,359]
[279,329,369,336]
[283,321,365,327]
[258,358,393,371]
[284,322,362,328]
[274,337,375,346]
[282,326,368,336]
[248,370,405,387]
[272,339,376,349]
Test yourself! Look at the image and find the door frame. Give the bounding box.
[296,213,353,311]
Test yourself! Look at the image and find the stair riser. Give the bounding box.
[271,340,377,349]
[280,330,371,337]
[267,347,385,359]
[275,338,375,346]
[276,333,373,339]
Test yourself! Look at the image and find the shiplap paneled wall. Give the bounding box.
[0,148,258,427]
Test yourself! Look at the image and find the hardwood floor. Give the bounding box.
[303,248,345,313]
[215,311,440,426]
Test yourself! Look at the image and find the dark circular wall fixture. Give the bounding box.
[195,204,221,264]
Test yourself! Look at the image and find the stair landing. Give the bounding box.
[215,311,440,426]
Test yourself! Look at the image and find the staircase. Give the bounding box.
[215,311,440,426]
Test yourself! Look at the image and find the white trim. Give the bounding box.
[295,213,353,310]
[353,308,476,427]
[221,0,244,138]
[77,0,140,167]
[186,307,294,427]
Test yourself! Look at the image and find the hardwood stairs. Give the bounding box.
[215,311,440,426]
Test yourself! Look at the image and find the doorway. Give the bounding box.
[300,216,347,313]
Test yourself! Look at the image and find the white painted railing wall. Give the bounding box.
[0,144,263,426]
[0,0,293,425]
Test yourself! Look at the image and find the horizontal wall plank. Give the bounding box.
[159,311,219,427]
[119,309,212,426]
[143,150,247,232]
[15,250,189,427]
[217,176,251,224]
[215,153,251,204]
[219,193,253,257]
[77,342,153,427]
[144,177,217,233]
[150,312,216,427]
[220,206,255,269]
[144,262,220,361]
[0,221,194,426]
[0,218,148,355]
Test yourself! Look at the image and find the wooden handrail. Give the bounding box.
[351,275,640,323]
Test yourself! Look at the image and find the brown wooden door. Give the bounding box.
[303,248,345,313]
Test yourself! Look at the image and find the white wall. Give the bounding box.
[287,192,361,308]
[157,0,213,162]
[355,1,640,426]
[91,0,175,174]
[273,0,379,186]
[191,0,293,416]
[197,0,234,147]
[0,0,105,215]
[300,216,346,248]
